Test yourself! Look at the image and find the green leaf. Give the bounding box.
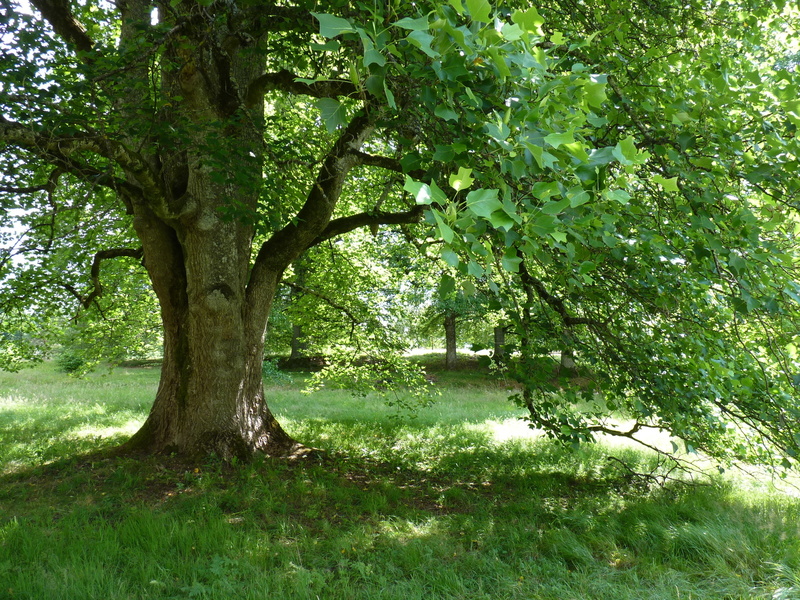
[466,188,502,219]
[404,177,433,204]
[486,47,511,79]
[394,16,430,31]
[315,98,346,132]
[384,81,396,109]
[652,175,679,192]
[408,30,439,58]
[310,40,341,52]
[728,253,747,276]
[449,167,474,191]
[541,198,570,215]
[568,189,590,208]
[544,131,574,148]
[405,177,447,205]
[435,105,459,122]
[501,249,522,272]
[583,78,607,108]
[466,0,492,22]
[512,7,544,34]
[361,33,386,67]
[468,261,485,277]
[488,210,516,230]
[612,136,639,165]
[441,248,460,267]
[501,22,523,41]
[532,181,560,201]
[604,189,630,204]
[433,211,455,243]
[438,274,456,298]
[311,13,355,38]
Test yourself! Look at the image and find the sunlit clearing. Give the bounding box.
[476,418,540,443]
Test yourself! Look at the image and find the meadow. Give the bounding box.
[0,360,799,599]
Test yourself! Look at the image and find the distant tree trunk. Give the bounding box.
[290,324,307,361]
[559,349,577,373]
[444,311,457,370]
[493,325,506,365]
[289,259,308,361]
[558,331,577,375]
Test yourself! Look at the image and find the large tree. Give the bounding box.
[2,0,800,467]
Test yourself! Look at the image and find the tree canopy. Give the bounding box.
[1,0,800,468]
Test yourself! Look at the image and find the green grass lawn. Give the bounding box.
[1,361,799,599]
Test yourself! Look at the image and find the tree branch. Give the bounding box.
[280,280,362,325]
[250,114,375,288]
[245,69,359,108]
[29,0,95,55]
[309,206,425,247]
[519,261,601,327]
[69,247,144,309]
[0,115,162,203]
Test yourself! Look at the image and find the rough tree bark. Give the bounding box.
[6,0,424,459]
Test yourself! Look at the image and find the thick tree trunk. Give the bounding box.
[15,0,422,460]
[111,3,315,460]
[124,320,300,459]
[444,311,457,370]
[121,202,303,459]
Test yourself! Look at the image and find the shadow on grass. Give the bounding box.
[2,418,800,599]
[1,360,799,599]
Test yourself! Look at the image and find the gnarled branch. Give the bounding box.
[0,115,162,204]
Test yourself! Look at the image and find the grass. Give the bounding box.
[1,361,799,599]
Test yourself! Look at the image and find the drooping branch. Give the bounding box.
[65,247,144,309]
[519,261,601,328]
[245,69,359,108]
[280,280,362,325]
[29,0,95,55]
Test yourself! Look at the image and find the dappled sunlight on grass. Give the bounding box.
[1,362,800,599]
